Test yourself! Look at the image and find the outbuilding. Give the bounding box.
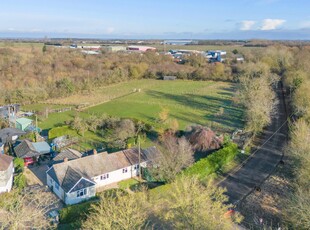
[15,118,33,131]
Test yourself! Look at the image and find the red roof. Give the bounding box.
[0,154,13,171]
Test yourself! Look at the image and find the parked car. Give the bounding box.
[24,157,35,166]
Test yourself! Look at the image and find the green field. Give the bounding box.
[86,80,243,131]
[26,79,244,150]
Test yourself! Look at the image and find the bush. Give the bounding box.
[14,173,26,190]
[183,142,238,179]
[59,201,93,224]
[13,158,24,173]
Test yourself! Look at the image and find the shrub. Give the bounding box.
[183,142,238,178]
[59,201,93,224]
[14,173,26,190]
[13,158,24,173]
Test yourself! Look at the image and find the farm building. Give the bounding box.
[0,154,14,193]
[15,118,33,131]
[163,76,177,80]
[14,140,51,166]
[102,46,127,52]
[46,146,158,205]
[127,45,156,52]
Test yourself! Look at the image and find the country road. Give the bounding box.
[219,82,288,205]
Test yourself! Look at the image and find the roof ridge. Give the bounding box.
[62,165,82,187]
[122,148,139,165]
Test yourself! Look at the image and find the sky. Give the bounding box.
[0,0,310,40]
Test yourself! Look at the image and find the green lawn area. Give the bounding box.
[118,178,140,190]
[86,79,244,131]
[27,79,243,150]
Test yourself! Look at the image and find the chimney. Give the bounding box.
[64,157,68,163]
[93,149,97,155]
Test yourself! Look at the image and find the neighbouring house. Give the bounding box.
[0,154,14,193]
[15,118,33,131]
[52,148,82,164]
[0,128,26,154]
[14,140,51,166]
[46,146,158,205]
[0,104,20,119]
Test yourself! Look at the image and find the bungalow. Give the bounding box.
[14,140,51,166]
[52,148,82,164]
[46,146,158,205]
[0,154,14,193]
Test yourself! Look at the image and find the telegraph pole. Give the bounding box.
[138,135,142,181]
[35,114,39,141]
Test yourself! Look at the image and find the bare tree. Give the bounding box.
[149,136,194,182]
[0,189,58,230]
[186,125,223,151]
[82,190,150,230]
[152,176,243,230]
[285,119,310,229]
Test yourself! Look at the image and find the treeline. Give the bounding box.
[281,46,310,229]
[0,46,234,104]
[233,45,295,136]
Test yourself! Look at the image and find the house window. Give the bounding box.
[100,173,109,180]
[77,189,87,198]
[122,168,128,173]
[134,164,139,170]
[55,183,59,190]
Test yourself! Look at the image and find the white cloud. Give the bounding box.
[300,21,310,28]
[240,20,256,30]
[261,19,285,30]
[106,27,115,34]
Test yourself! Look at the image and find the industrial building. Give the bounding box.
[102,46,127,52]
[205,50,227,62]
[127,45,156,52]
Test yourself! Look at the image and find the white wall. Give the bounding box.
[65,186,96,205]
[47,173,65,201]
[92,164,140,188]
[0,162,14,193]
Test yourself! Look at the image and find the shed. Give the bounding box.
[163,76,177,80]
[15,118,33,131]
[32,142,51,154]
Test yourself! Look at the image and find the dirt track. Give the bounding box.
[219,82,288,205]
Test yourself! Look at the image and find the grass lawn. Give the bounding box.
[86,79,244,131]
[118,178,140,190]
[27,79,243,150]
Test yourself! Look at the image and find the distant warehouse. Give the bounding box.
[102,46,127,53]
[127,45,156,52]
